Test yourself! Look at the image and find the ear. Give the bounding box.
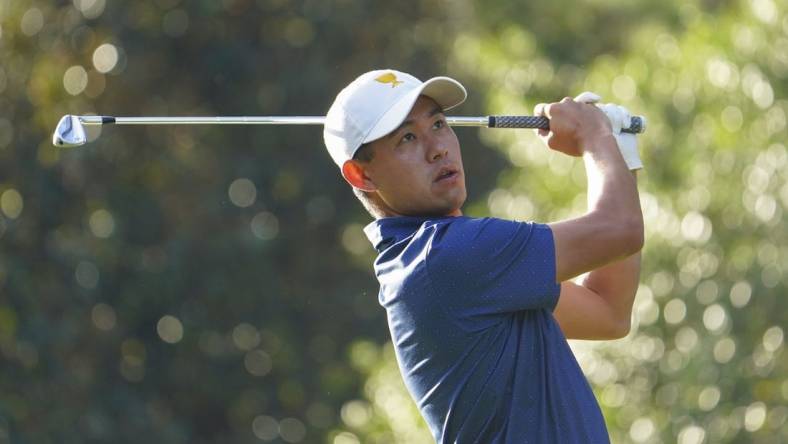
[342,160,377,192]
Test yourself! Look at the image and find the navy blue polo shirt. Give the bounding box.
[364,216,609,443]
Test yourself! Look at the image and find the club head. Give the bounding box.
[53,115,87,147]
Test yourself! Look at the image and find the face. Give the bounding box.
[350,95,467,217]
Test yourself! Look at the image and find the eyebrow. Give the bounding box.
[386,106,445,140]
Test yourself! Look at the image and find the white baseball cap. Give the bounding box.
[323,69,467,168]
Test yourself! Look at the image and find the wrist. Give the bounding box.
[579,132,617,155]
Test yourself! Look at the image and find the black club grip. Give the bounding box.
[489,115,645,134]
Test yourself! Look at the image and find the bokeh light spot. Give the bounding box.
[706,57,738,90]
[753,194,777,222]
[745,402,767,431]
[663,298,686,324]
[244,350,273,376]
[92,43,119,73]
[232,323,261,351]
[762,326,784,352]
[0,189,23,219]
[157,315,184,344]
[63,65,88,95]
[75,261,99,289]
[120,339,146,382]
[251,211,279,240]
[702,304,727,333]
[20,8,44,36]
[729,281,752,307]
[751,0,777,24]
[341,400,372,428]
[698,386,721,411]
[229,178,257,207]
[601,384,626,407]
[675,326,698,353]
[695,280,719,305]
[89,209,115,238]
[629,417,655,442]
[341,224,369,256]
[73,0,106,19]
[713,337,736,363]
[678,424,705,444]
[681,211,712,242]
[751,80,774,108]
[252,415,279,441]
[91,303,117,331]
[636,298,659,326]
[745,165,770,194]
[672,87,695,113]
[333,432,361,444]
[279,417,306,443]
[721,106,743,131]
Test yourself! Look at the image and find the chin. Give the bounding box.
[437,197,466,217]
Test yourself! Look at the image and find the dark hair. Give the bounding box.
[353,142,375,162]
[350,143,385,218]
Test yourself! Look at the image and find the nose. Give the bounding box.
[425,134,448,162]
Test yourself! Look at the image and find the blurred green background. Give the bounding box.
[1,0,786,443]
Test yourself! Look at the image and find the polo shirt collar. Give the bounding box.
[362,216,427,252]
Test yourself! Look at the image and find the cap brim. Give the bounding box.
[363,76,467,144]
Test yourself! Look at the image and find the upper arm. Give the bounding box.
[548,213,642,282]
[553,281,630,340]
[429,218,560,315]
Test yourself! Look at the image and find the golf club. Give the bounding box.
[52,114,646,147]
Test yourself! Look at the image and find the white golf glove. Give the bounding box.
[574,91,643,171]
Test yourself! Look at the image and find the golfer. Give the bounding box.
[323,70,643,443]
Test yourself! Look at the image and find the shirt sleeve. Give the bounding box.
[426,217,560,317]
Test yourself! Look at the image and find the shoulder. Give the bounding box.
[428,216,538,251]
[423,217,537,271]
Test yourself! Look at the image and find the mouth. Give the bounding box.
[434,166,459,183]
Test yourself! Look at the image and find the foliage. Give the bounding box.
[1,0,786,443]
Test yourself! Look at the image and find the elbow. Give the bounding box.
[609,318,631,339]
[620,215,644,256]
[585,317,631,340]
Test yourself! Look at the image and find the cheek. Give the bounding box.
[371,158,419,189]
[444,131,461,153]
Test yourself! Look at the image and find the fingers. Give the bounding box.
[534,102,550,137]
[534,102,550,118]
[574,91,601,104]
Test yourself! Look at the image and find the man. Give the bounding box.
[323,69,643,443]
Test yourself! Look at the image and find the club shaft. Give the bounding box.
[74,115,645,133]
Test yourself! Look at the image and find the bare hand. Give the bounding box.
[534,97,613,157]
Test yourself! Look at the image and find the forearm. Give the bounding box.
[583,135,642,233]
[549,151,643,281]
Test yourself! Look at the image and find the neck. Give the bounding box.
[378,208,463,219]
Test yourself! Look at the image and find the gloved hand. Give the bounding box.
[574,92,643,171]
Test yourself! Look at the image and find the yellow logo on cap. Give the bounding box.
[375,72,403,88]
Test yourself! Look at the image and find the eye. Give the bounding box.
[433,118,446,129]
[399,133,416,144]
